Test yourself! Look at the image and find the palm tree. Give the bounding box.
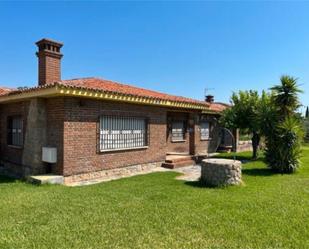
[270,75,303,118]
[266,75,304,173]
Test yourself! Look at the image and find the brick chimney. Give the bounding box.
[205,95,214,103]
[36,38,63,86]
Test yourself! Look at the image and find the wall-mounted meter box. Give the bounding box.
[42,147,57,163]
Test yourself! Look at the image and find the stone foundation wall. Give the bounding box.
[64,161,163,185]
[201,159,242,186]
[0,160,29,178]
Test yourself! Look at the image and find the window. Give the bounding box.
[100,116,148,151]
[171,121,185,142]
[7,116,23,147]
[200,121,210,140]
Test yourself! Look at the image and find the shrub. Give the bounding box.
[264,76,304,173]
[265,116,304,173]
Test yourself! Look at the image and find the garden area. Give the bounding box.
[1,76,308,249]
[0,147,309,249]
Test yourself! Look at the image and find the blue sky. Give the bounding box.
[0,1,308,112]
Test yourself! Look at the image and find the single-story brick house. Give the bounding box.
[0,38,229,184]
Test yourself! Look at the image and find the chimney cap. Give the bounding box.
[205,95,214,103]
[36,38,63,48]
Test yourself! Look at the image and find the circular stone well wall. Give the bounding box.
[201,159,242,186]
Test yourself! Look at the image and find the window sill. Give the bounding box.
[171,140,186,143]
[100,146,149,153]
[7,145,23,149]
[200,138,212,141]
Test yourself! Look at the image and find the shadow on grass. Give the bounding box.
[0,175,16,184]
[184,180,232,189]
[215,154,262,162]
[242,167,275,177]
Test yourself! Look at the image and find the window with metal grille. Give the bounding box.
[100,116,148,151]
[200,121,210,140]
[171,121,185,142]
[7,116,23,147]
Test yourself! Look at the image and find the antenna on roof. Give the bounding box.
[204,88,214,96]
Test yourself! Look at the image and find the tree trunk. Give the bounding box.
[252,132,260,159]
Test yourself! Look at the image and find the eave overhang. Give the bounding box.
[0,84,211,111]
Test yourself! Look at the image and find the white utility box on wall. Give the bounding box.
[42,147,57,163]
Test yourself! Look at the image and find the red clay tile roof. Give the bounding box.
[59,77,209,106]
[0,87,15,96]
[0,78,229,112]
[208,102,230,112]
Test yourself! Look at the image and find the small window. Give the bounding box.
[7,116,23,147]
[100,116,147,151]
[171,121,185,142]
[200,121,210,140]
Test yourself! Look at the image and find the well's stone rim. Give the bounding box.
[202,158,242,165]
[201,158,242,186]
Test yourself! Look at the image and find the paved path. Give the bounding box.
[71,165,201,186]
[173,165,201,181]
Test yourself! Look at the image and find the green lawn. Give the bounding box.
[1,147,309,249]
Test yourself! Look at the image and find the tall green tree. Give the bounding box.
[306,106,309,119]
[220,90,267,159]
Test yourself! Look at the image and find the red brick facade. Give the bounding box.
[0,101,29,174]
[62,98,167,176]
[37,54,62,85]
[0,97,220,178]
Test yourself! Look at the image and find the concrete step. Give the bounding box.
[162,159,196,169]
[27,175,64,185]
[165,156,195,163]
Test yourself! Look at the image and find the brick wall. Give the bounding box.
[38,55,61,85]
[62,98,168,176]
[0,96,221,178]
[166,112,191,153]
[0,101,30,176]
[61,98,221,177]
[194,114,221,155]
[0,98,65,176]
[45,98,65,174]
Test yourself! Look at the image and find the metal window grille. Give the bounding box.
[100,115,147,151]
[171,121,185,141]
[7,116,23,147]
[200,121,210,140]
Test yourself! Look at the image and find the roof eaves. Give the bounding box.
[0,82,211,111]
[57,84,209,110]
[0,83,61,103]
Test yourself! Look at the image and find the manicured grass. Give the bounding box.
[1,147,309,249]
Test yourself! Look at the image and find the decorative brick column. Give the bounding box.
[22,98,47,175]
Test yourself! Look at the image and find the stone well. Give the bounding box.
[201,158,242,186]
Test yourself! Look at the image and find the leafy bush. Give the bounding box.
[220,90,266,159]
